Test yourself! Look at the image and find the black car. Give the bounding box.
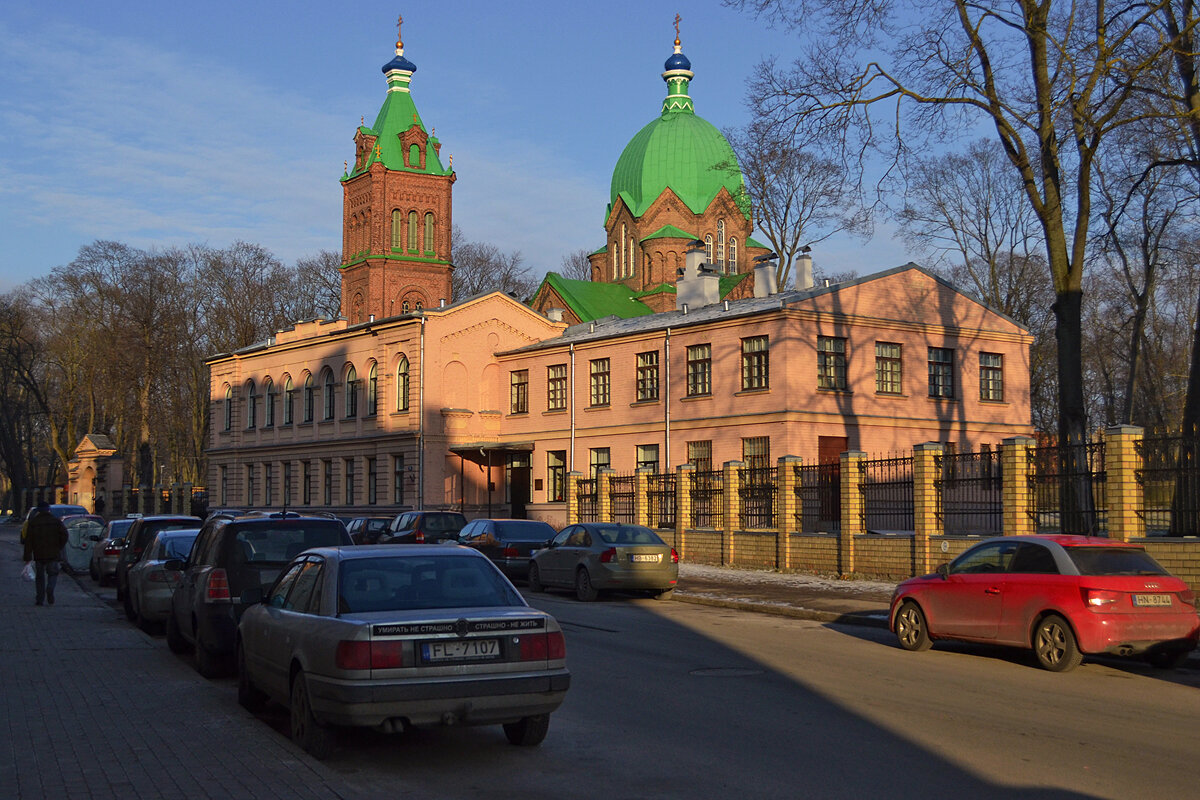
[116,515,202,604]
[345,515,394,545]
[164,511,352,677]
[457,519,557,581]
[382,510,468,544]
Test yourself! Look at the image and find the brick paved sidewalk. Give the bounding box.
[0,524,354,800]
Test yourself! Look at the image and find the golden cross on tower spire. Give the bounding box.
[396,14,404,49]
[674,13,682,47]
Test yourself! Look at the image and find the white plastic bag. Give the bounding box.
[21,561,35,582]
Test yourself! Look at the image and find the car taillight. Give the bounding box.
[503,546,520,558]
[670,548,679,563]
[1084,588,1121,610]
[518,631,566,661]
[1180,589,1196,605]
[104,546,122,556]
[336,640,404,670]
[600,548,618,563]
[204,569,231,603]
[415,529,425,544]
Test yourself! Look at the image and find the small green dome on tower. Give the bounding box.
[608,32,747,220]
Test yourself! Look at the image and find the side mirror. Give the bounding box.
[164,559,184,572]
[936,562,950,578]
[242,586,264,605]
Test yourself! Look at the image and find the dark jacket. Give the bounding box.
[23,510,68,562]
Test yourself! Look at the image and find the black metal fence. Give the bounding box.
[690,470,724,529]
[860,456,913,532]
[937,450,1003,535]
[1028,439,1107,534]
[647,472,676,529]
[1137,430,1200,535]
[576,478,598,522]
[609,474,635,524]
[739,467,778,529]
[795,463,840,533]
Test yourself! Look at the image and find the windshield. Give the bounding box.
[423,514,466,532]
[593,525,665,546]
[495,521,556,542]
[1066,547,1168,576]
[339,555,523,613]
[233,523,345,564]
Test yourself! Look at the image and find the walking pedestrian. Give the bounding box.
[23,500,68,606]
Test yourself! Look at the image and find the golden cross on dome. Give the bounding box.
[396,14,404,48]
[674,13,682,46]
[375,144,382,158]
[413,112,419,125]
[344,159,348,172]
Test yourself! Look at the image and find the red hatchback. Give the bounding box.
[890,535,1200,671]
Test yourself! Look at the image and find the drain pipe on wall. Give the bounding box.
[569,342,576,474]
[418,313,426,509]
[664,327,671,469]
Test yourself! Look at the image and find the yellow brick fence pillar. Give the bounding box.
[839,451,866,577]
[723,460,743,566]
[1105,425,1144,542]
[634,468,652,529]
[675,463,694,560]
[777,455,802,570]
[912,442,943,577]
[597,468,614,523]
[565,471,583,525]
[1002,437,1036,536]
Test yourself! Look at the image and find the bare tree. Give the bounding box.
[558,248,594,282]
[725,120,868,287]
[290,250,344,321]
[450,226,537,301]
[198,241,294,354]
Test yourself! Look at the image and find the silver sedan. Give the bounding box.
[237,545,570,759]
[529,523,679,601]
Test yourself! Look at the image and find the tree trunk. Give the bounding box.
[1169,285,1200,535]
[1052,289,1097,535]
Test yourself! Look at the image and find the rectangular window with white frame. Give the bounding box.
[741,335,769,391]
[928,347,955,398]
[547,364,568,411]
[636,351,659,401]
[875,342,903,394]
[637,444,660,472]
[686,344,712,396]
[818,336,847,390]
[589,358,610,406]
[510,370,528,414]
[980,353,1004,401]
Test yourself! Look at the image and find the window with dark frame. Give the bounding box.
[510,370,528,413]
[589,447,610,479]
[688,440,713,472]
[345,367,359,418]
[246,382,257,429]
[817,336,847,390]
[367,364,378,416]
[323,373,336,420]
[302,460,312,505]
[303,376,314,423]
[929,347,955,398]
[323,460,333,505]
[875,342,902,394]
[980,353,1004,401]
[344,458,355,505]
[393,454,405,505]
[741,336,769,391]
[547,364,568,411]
[686,344,712,396]
[246,464,256,506]
[742,437,770,469]
[637,444,660,472]
[590,358,610,406]
[547,450,566,502]
[264,463,273,506]
[283,377,294,425]
[264,379,275,427]
[636,351,659,401]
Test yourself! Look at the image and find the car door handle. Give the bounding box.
[985,587,1001,595]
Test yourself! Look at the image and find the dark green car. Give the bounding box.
[528,523,679,601]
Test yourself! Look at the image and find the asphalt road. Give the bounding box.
[219,588,1200,800]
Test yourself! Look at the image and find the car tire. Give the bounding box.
[134,594,154,634]
[123,589,137,622]
[895,601,933,652]
[503,714,550,746]
[575,568,598,602]
[193,634,224,679]
[527,563,544,593]
[1033,614,1083,672]
[291,671,336,760]
[1146,648,1190,669]
[652,588,675,601]
[237,643,268,712]
[166,611,190,654]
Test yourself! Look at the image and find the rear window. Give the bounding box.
[339,555,522,613]
[494,521,557,542]
[593,525,664,546]
[159,533,199,561]
[136,520,200,547]
[1066,547,1169,576]
[51,505,89,519]
[107,520,135,538]
[231,523,345,564]
[423,513,467,532]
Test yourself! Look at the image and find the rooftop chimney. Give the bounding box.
[795,250,814,290]
[546,308,565,322]
[677,240,720,311]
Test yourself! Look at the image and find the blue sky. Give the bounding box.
[0,0,910,291]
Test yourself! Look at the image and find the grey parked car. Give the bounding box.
[126,528,200,631]
[237,545,570,759]
[90,518,137,584]
[457,519,557,581]
[529,523,679,601]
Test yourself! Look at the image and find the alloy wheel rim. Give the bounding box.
[1037,623,1065,664]
[899,608,921,646]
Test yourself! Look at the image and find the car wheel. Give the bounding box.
[123,589,137,622]
[895,601,932,652]
[237,643,268,712]
[193,634,225,679]
[1146,648,1191,669]
[166,611,190,654]
[134,594,155,634]
[527,563,544,593]
[1033,614,1083,672]
[503,714,550,746]
[291,671,336,760]
[652,588,675,601]
[575,567,598,602]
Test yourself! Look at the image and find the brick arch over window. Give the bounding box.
[351,292,365,324]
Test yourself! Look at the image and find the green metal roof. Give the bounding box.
[589,244,608,256]
[539,273,655,321]
[641,224,696,242]
[746,236,769,249]
[344,77,451,181]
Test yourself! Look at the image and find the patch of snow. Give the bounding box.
[679,563,896,596]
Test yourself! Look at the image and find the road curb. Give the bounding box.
[673,592,890,629]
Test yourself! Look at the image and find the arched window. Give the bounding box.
[391,209,402,249]
[323,371,336,420]
[629,235,636,276]
[408,211,418,252]
[620,224,627,277]
[704,234,714,263]
[223,386,233,432]
[246,380,257,429]
[367,362,378,416]
[414,300,423,310]
[345,366,359,418]
[263,378,275,427]
[401,300,410,314]
[283,376,294,425]
[717,220,726,269]
[424,212,434,254]
[363,214,371,255]
[409,143,420,166]
[397,355,410,412]
[728,237,738,272]
[303,375,314,423]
